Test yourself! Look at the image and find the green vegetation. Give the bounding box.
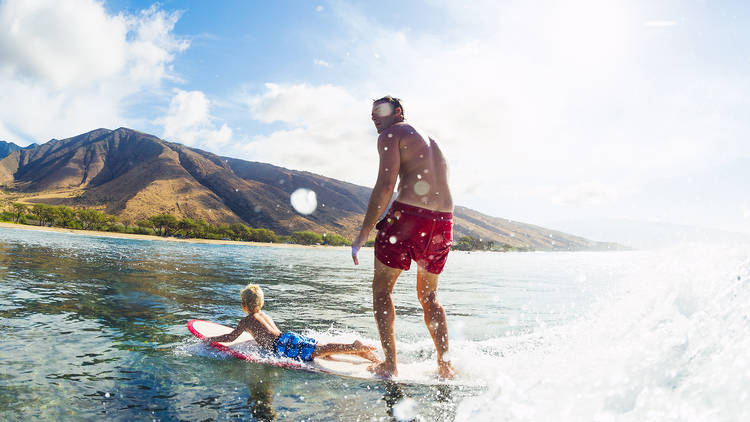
[451,235,532,252]
[0,201,350,247]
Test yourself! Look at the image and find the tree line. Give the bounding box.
[0,201,530,251]
[0,202,351,246]
[452,235,531,252]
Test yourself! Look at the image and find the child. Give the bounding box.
[205,284,381,363]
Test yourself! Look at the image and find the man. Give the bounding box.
[352,96,456,379]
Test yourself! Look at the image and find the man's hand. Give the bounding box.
[351,232,368,265]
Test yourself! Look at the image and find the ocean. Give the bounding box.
[0,226,748,421]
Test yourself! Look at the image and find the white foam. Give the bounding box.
[456,243,750,421]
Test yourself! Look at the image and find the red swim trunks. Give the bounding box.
[374,201,453,274]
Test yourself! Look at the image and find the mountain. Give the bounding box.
[0,128,621,251]
[0,140,30,159]
[548,218,750,250]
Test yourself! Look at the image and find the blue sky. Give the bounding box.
[0,0,748,237]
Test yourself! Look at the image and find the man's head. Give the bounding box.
[372,96,405,134]
[241,284,264,314]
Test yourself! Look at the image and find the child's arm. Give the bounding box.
[204,318,249,344]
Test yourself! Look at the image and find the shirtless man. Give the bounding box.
[352,96,456,379]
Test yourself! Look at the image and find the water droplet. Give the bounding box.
[235,188,239,192]
[417,174,422,179]
[387,133,393,138]
[421,232,426,237]
[414,180,430,195]
[385,168,389,172]
[389,236,397,244]
[104,392,111,398]
[384,147,388,151]
[290,188,317,215]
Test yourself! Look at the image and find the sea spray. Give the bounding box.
[455,243,750,421]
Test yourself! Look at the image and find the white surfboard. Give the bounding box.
[187,319,440,383]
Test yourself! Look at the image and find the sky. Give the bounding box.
[0,0,748,236]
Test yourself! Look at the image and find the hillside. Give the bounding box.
[0,128,621,251]
[0,140,29,159]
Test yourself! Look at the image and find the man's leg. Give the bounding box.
[416,264,455,379]
[369,256,402,378]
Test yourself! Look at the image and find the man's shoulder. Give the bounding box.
[379,123,416,142]
[392,122,416,133]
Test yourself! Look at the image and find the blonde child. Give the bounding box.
[205,284,380,363]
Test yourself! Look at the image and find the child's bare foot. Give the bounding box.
[368,361,397,378]
[358,350,381,363]
[437,360,455,380]
[352,340,373,349]
[352,341,380,363]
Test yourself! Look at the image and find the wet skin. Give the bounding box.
[352,101,456,379]
[205,304,379,362]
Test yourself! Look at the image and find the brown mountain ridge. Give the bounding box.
[0,127,620,251]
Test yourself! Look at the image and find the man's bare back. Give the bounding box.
[385,122,453,212]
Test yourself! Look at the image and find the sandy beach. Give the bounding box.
[0,221,349,250]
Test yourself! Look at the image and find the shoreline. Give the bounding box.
[0,221,351,250]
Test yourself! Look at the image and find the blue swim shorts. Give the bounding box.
[274,332,317,361]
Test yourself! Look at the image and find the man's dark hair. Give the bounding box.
[374,95,405,118]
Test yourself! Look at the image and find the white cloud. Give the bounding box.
[0,0,187,144]
[556,182,621,207]
[162,89,232,148]
[313,59,331,67]
[239,83,377,184]
[643,20,677,27]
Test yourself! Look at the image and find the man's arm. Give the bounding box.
[352,133,400,264]
[205,318,248,344]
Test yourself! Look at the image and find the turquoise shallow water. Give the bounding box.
[0,226,670,420]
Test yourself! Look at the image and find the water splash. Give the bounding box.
[456,243,750,421]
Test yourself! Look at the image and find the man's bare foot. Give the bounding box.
[368,361,397,379]
[437,360,455,380]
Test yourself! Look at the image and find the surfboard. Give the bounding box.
[187,319,390,381]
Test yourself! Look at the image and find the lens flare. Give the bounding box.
[290,188,317,215]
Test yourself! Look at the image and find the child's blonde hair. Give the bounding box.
[240,284,264,313]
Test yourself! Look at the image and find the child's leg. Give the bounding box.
[312,341,380,362]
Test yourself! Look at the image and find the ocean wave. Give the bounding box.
[456,243,750,421]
